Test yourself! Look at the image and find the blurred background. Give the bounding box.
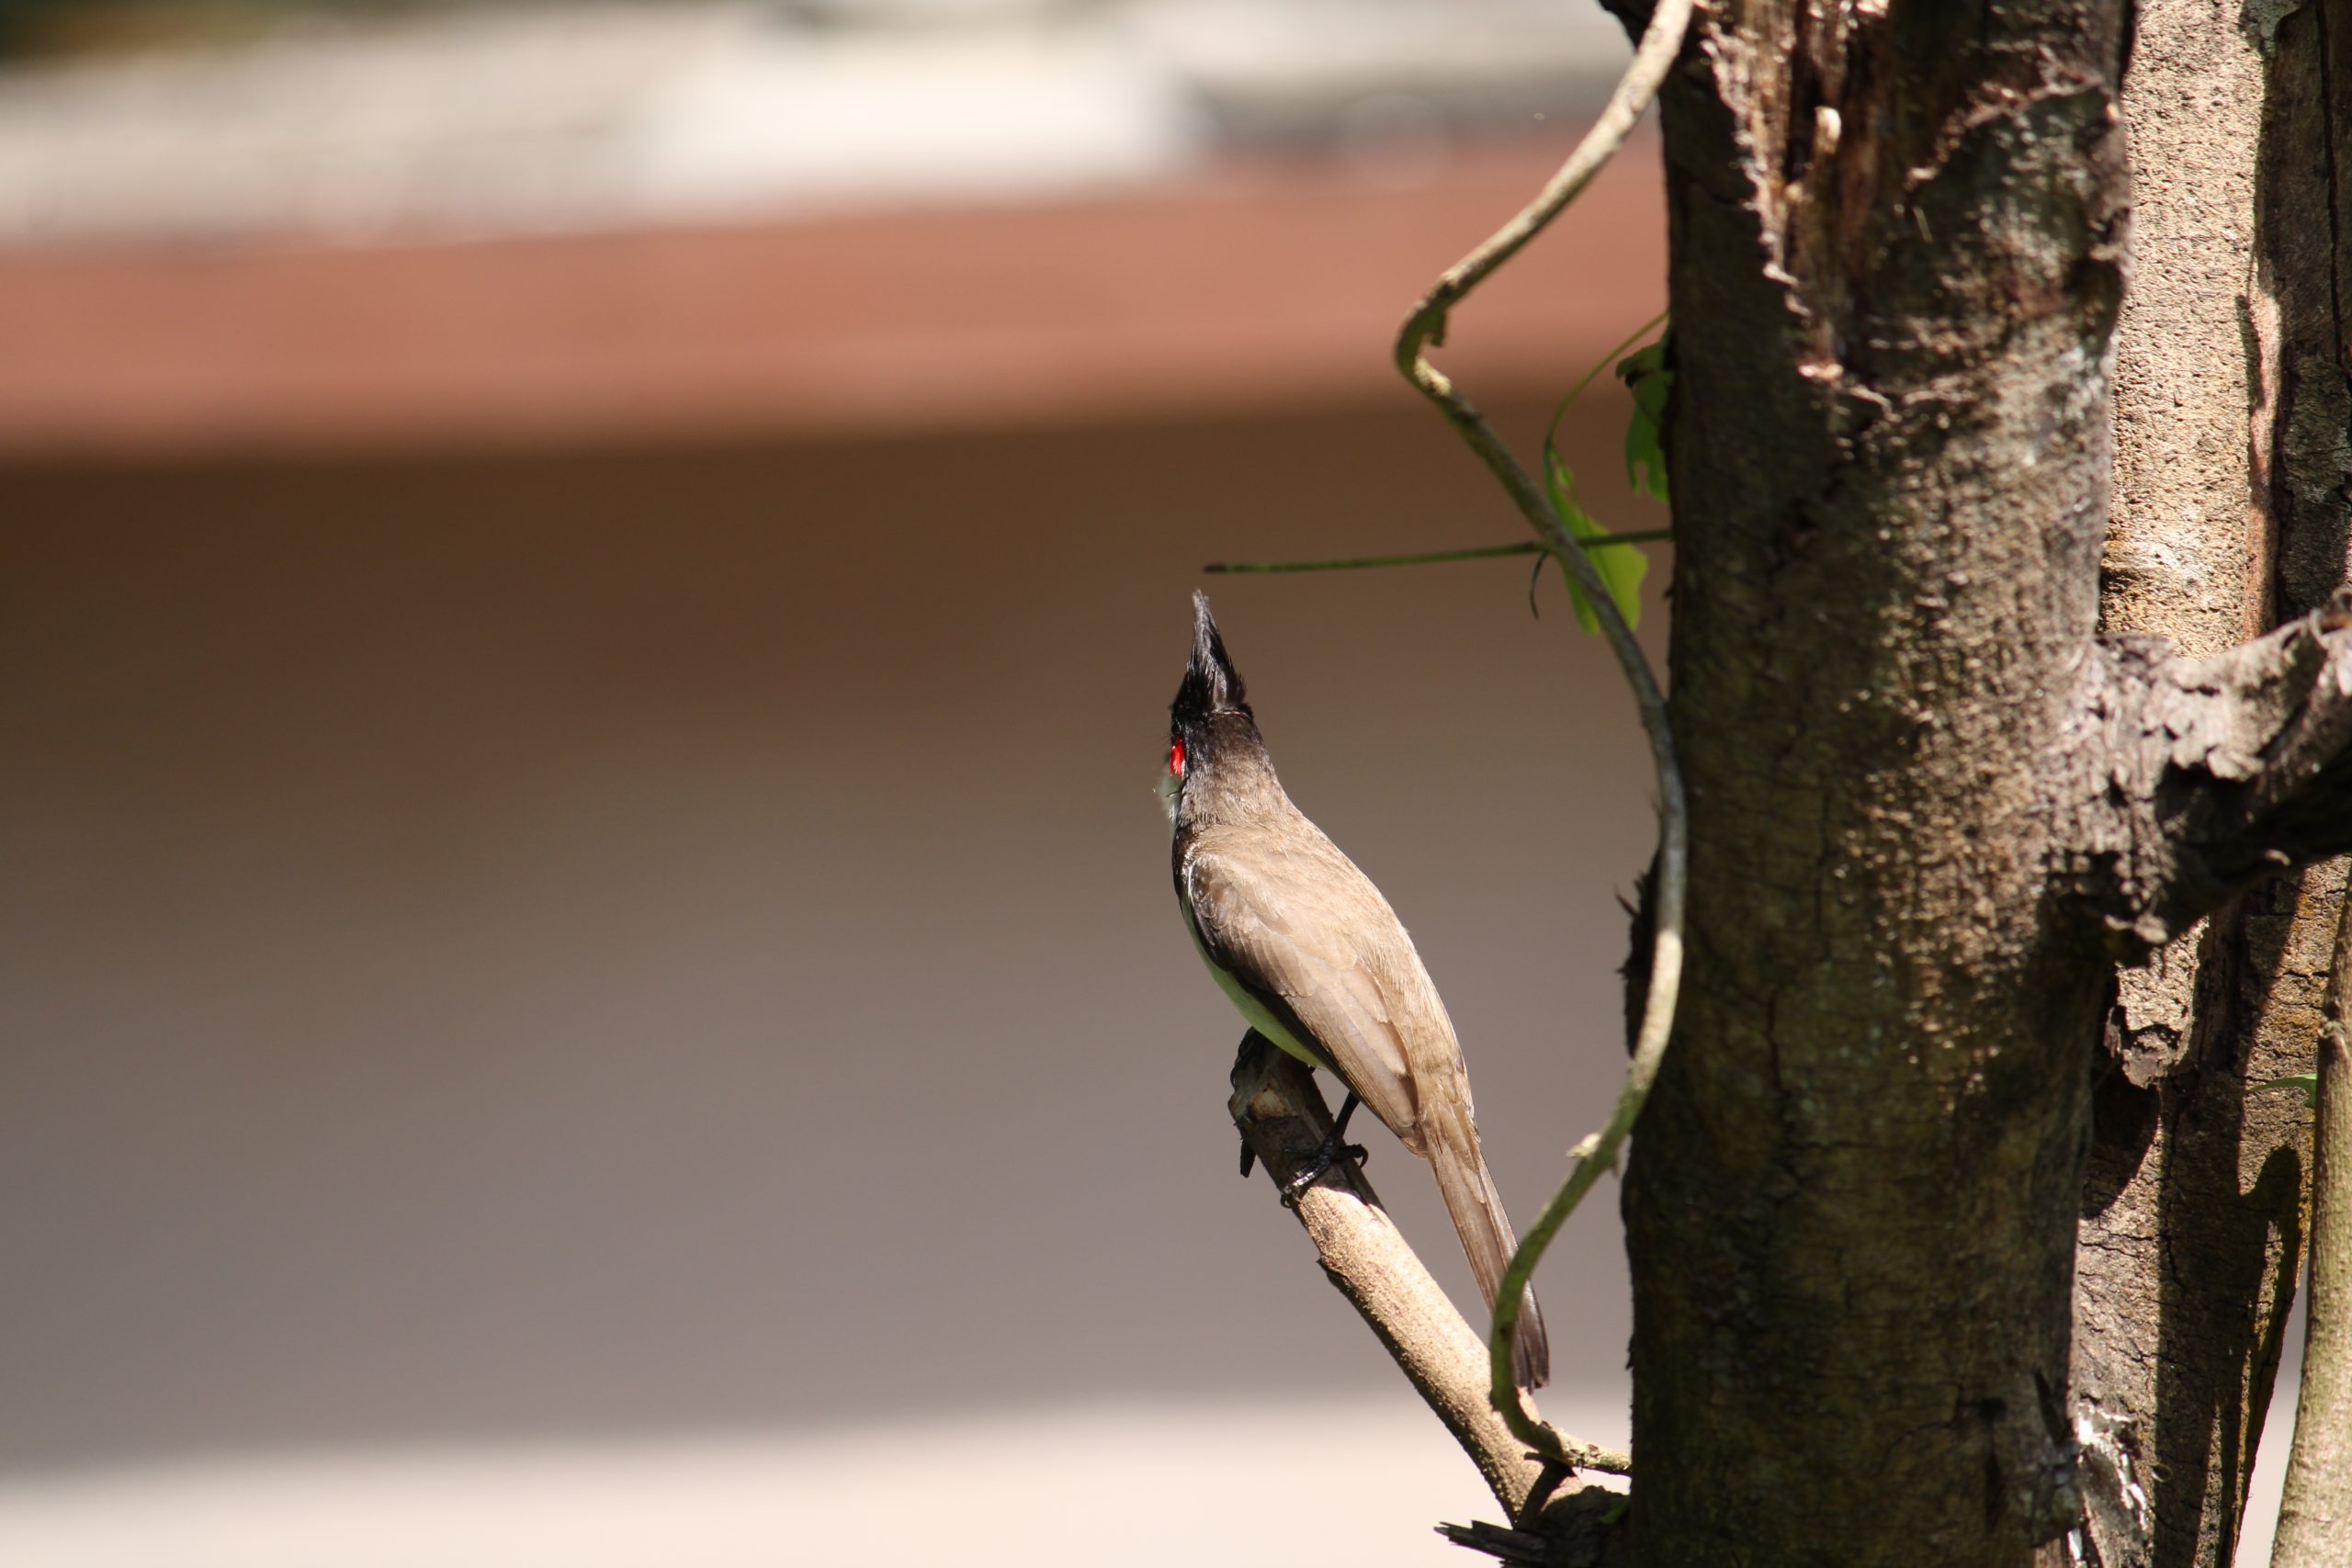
[0,4,2294,1565]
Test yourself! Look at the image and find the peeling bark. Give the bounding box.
[2066,609,2352,953]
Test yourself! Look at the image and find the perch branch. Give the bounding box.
[1394,0,1695,1461]
[2270,881,2352,1568]
[1227,1040,1630,1524]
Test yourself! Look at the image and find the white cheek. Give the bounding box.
[1159,767,1181,826]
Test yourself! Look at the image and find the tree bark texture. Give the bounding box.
[1626,6,2352,1566]
[2067,5,2352,1565]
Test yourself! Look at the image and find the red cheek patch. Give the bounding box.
[1168,739,1186,776]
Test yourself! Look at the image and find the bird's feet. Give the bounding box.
[1279,1089,1366,1203]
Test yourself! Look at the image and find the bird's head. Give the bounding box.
[1164,592,1265,818]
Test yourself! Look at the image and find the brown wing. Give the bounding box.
[1181,817,1448,1151]
[1183,813,1550,1387]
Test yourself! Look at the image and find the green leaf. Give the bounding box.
[2256,1073,2320,1108]
[1545,446,1647,635]
[1616,338,1672,502]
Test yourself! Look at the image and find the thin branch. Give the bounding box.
[1208,542,1539,574]
[1227,1039,1629,1524]
[2271,877,2352,1568]
[1393,0,1696,1463]
[1396,6,1690,378]
[1204,534,1670,575]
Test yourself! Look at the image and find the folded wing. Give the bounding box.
[1182,823,1425,1150]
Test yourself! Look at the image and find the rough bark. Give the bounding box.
[1625,6,2352,1566]
[1632,7,2132,1561]
[2066,5,2352,1564]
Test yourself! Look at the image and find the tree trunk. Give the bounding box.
[2066,5,2352,1565]
[1622,5,2352,1565]
[1629,8,2132,1562]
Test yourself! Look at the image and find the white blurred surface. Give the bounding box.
[0,1393,1629,1568]
[2236,1286,2304,1568]
[0,0,1629,243]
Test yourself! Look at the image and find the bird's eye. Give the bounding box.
[1168,739,1186,776]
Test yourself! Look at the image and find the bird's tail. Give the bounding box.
[1424,1103,1550,1390]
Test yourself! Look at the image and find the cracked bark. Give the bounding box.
[1620,5,2352,1566]
[2064,5,2352,1566]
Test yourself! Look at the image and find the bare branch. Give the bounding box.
[2071,595,2352,952]
[2271,885,2352,1568]
[1395,0,1690,389]
[1205,542,1542,575]
[1226,1042,1628,1524]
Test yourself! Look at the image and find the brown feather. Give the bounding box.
[1169,594,1549,1388]
[1181,807,1550,1388]
[1182,825,1423,1148]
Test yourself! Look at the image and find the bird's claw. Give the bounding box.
[1279,1140,1368,1204]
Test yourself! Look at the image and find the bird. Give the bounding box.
[1162,592,1549,1389]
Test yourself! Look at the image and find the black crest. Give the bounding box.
[1173,592,1250,726]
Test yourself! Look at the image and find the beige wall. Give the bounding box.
[0,396,1662,1470]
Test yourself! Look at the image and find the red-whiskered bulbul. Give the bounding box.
[1164,592,1550,1390]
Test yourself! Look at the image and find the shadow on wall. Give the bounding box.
[0,395,1663,1470]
